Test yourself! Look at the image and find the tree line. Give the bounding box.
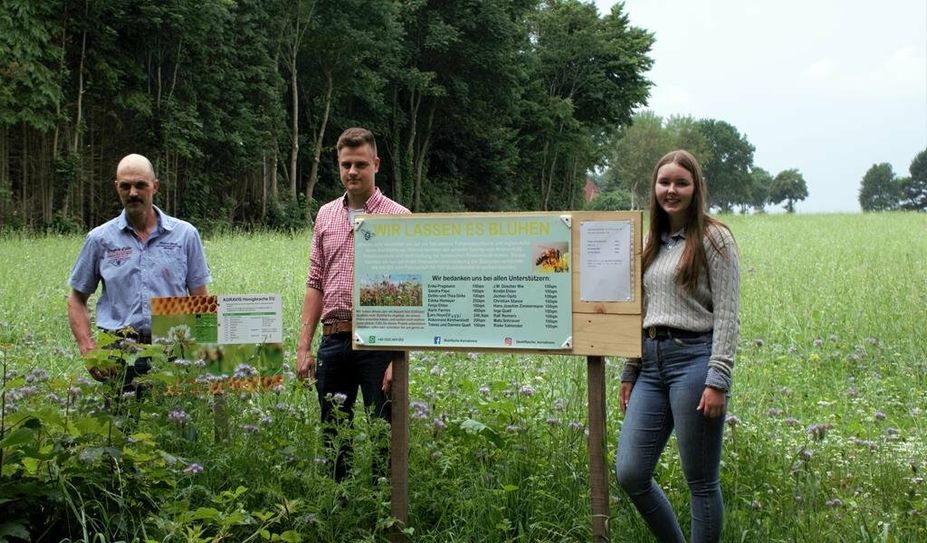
[593,111,809,214]
[858,149,927,212]
[0,0,654,232]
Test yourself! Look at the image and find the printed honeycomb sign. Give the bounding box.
[151,295,218,315]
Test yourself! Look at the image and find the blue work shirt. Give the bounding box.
[68,206,211,334]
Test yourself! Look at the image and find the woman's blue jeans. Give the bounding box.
[615,334,725,543]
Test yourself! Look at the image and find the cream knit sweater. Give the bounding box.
[622,224,740,390]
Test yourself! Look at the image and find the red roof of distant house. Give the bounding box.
[584,177,600,203]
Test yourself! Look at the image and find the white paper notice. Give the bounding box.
[217,294,283,344]
[580,221,632,302]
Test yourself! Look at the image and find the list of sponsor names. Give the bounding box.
[423,274,560,331]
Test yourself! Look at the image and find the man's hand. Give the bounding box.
[296,350,316,381]
[381,362,393,394]
[78,338,97,357]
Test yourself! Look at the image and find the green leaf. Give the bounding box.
[278,531,302,543]
[460,418,488,434]
[79,447,105,464]
[253,511,274,522]
[0,427,35,449]
[0,522,30,540]
[190,507,221,521]
[73,416,107,436]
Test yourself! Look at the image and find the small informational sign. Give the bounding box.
[354,215,573,350]
[217,294,283,344]
[151,294,284,379]
[579,221,633,302]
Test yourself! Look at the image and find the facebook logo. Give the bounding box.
[434,336,442,345]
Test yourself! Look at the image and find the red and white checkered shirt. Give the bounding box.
[307,188,409,323]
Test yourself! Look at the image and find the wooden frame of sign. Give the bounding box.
[351,211,642,542]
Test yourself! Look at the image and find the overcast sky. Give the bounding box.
[595,0,927,212]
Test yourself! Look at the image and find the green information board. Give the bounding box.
[354,214,573,350]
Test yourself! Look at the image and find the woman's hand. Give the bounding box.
[697,387,726,418]
[620,382,634,414]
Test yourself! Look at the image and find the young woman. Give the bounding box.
[615,150,740,542]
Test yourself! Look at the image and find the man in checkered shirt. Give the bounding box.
[297,127,409,481]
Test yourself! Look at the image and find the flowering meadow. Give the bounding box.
[1,213,926,542]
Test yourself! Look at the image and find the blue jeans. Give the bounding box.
[615,334,725,543]
[316,333,396,481]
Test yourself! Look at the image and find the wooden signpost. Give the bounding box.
[352,211,642,542]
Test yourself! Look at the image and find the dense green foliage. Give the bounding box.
[901,148,927,211]
[0,0,654,231]
[859,163,902,212]
[602,112,807,214]
[2,213,927,541]
[858,148,927,213]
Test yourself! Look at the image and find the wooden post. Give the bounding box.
[390,351,410,543]
[587,355,610,541]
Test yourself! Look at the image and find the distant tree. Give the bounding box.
[696,119,755,212]
[769,168,808,213]
[605,111,671,209]
[665,115,712,164]
[900,148,927,211]
[859,163,901,211]
[748,166,773,213]
[584,189,632,210]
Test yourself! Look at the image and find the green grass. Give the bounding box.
[1,212,926,542]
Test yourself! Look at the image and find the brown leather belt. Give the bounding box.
[322,320,353,336]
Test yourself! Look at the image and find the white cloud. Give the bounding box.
[801,47,926,100]
[803,60,839,80]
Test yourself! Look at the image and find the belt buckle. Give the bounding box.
[648,326,656,339]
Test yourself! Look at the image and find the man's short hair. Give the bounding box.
[336,127,377,155]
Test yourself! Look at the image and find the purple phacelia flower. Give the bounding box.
[233,364,257,379]
[411,400,430,419]
[168,410,189,425]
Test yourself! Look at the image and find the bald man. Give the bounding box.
[68,154,211,381]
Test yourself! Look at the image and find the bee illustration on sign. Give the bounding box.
[532,242,570,273]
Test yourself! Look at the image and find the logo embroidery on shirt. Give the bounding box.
[105,247,133,266]
[157,241,181,250]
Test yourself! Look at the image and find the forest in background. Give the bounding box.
[1,0,655,231]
